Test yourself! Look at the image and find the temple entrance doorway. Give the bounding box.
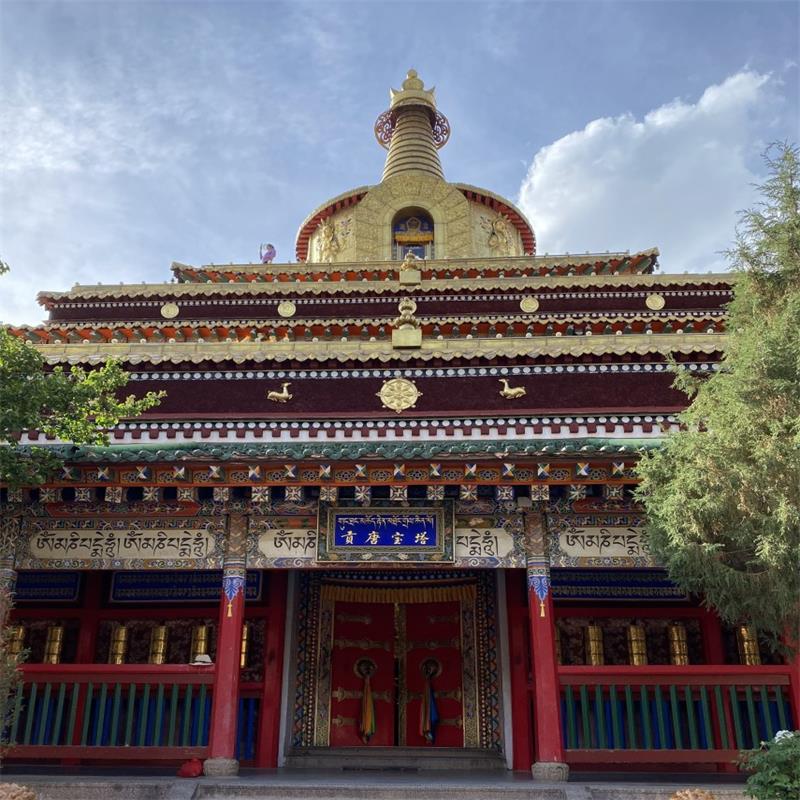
[329,599,464,747]
[287,571,504,760]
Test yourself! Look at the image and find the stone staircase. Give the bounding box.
[283,746,507,772]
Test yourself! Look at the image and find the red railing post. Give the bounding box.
[205,512,247,777]
[525,512,568,782]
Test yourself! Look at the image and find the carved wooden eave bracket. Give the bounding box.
[31,332,726,366]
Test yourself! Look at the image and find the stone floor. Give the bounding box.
[0,768,749,800]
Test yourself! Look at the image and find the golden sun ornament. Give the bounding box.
[377,378,422,413]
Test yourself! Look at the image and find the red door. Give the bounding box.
[403,601,464,746]
[328,602,396,746]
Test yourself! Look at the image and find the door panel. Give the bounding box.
[328,602,396,746]
[403,601,464,746]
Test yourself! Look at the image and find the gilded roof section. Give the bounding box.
[38,269,732,303]
[32,332,725,366]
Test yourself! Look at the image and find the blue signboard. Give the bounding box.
[110,570,262,603]
[333,512,438,548]
[318,506,454,563]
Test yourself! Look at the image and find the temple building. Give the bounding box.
[1,70,796,780]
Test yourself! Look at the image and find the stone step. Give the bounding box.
[283,747,507,772]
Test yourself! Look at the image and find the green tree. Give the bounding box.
[636,143,800,644]
[1,330,165,488]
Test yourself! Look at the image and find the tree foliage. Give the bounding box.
[0,329,165,487]
[636,143,800,643]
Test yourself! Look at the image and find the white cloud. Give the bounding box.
[517,71,775,272]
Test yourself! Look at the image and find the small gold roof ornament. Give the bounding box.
[277,300,297,318]
[377,378,422,413]
[160,302,180,319]
[520,296,539,313]
[391,297,422,348]
[399,251,422,285]
[646,293,666,310]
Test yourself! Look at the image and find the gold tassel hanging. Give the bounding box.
[585,625,605,666]
[627,624,648,666]
[43,626,64,664]
[149,626,168,665]
[108,625,129,664]
[668,623,689,666]
[736,625,761,666]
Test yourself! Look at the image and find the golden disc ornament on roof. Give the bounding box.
[277,300,297,318]
[645,293,666,310]
[520,296,540,313]
[160,302,180,319]
[377,378,422,413]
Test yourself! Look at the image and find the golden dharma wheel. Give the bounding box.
[376,378,422,413]
[645,293,666,311]
[160,302,180,319]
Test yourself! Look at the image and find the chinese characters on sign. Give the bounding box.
[333,512,438,548]
[318,507,453,563]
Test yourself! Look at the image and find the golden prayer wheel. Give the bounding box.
[736,625,761,666]
[668,623,690,666]
[108,625,128,664]
[191,624,209,662]
[43,625,64,664]
[585,625,605,666]
[627,624,648,666]
[7,626,25,658]
[554,625,562,665]
[240,623,250,669]
[149,626,168,665]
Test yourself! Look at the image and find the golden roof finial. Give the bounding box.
[389,68,437,111]
[376,69,449,180]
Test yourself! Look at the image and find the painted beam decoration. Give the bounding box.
[16,517,225,569]
[317,506,454,563]
[547,513,656,568]
[110,570,262,603]
[248,515,318,568]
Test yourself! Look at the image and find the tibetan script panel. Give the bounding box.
[317,506,454,563]
[248,515,317,568]
[17,518,224,570]
[548,513,656,568]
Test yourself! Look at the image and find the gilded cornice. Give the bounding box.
[32,332,725,366]
[13,310,725,338]
[171,249,653,281]
[38,270,734,303]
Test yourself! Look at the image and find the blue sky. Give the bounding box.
[1,0,798,323]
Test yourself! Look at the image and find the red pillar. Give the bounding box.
[527,567,568,779]
[525,510,568,782]
[698,606,726,664]
[205,512,247,777]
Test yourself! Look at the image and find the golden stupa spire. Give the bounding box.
[375,69,450,182]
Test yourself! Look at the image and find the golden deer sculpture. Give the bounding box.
[499,378,526,400]
[267,382,292,403]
